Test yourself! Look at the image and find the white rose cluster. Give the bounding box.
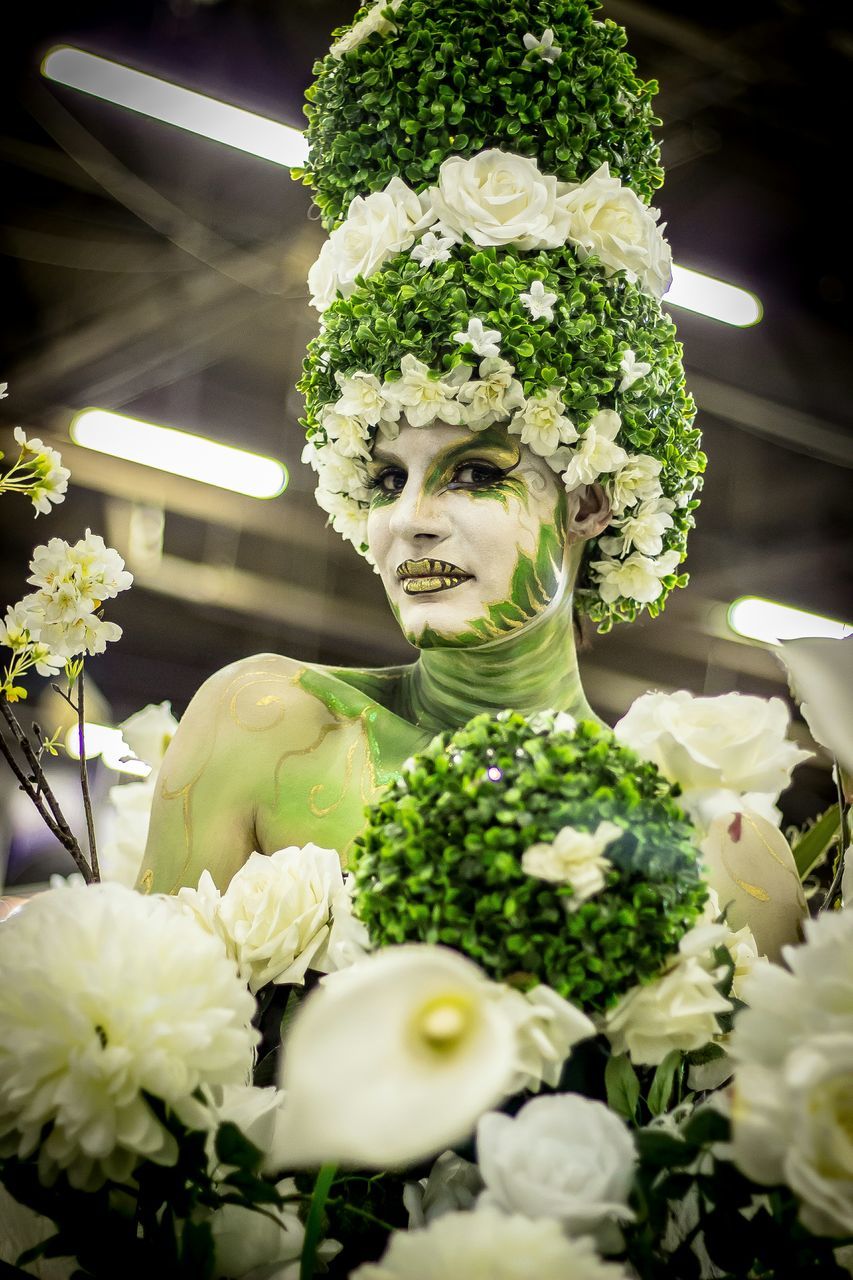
[308,151,671,314]
[177,844,369,994]
[727,909,853,1238]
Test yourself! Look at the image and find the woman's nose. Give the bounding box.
[387,481,452,543]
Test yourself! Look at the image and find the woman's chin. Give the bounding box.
[397,591,482,647]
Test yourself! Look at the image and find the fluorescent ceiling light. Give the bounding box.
[42,46,309,167]
[65,723,151,776]
[664,265,762,327]
[728,596,852,645]
[70,408,288,499]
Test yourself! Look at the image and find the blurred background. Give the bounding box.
[1,0,851,886]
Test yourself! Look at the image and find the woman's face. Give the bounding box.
[366,420,570,648]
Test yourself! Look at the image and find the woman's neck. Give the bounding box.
[398,591,594,734]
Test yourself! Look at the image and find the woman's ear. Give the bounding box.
[565,482,612,542]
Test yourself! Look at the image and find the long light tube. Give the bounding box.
[70,408,288,499]
[664,265,762,327]
[41,46,309,167]
[728,596,852,645]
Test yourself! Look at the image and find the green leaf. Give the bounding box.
[300,1164,337,1280]
[682,1107,730,1148]
[648,1048,681,1117]
[179,1219,216,1279]
[635,1129,694,1168]
[214,1121,264,1173]
[791,804,842,879]
[604,1052,640,1122]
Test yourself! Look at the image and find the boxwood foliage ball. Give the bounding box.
[352,710,708,1013]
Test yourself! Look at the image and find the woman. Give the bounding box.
[137,0,704,893]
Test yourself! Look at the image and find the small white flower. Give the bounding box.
[519,278,558,321]
[618,348,652,393]
[268,946,520,1169]
[605,954,732,1066]
[0,602,35,651]
[523,27,562,63]
[508,388,577,457]
[561,409,628,489]
[411,230,455,267]
[599,496,675,558]
[521,821,622,905]
[477,1094,636,1252]
[606,453,663,514]
[10,427,71,516]
[382,354,472,428]
[329,0,403,58]
[591,548,681,605]
[453,316,502,358]
[0,882,256,1190]
[350,1209,623,1280]
[457,357,525,430]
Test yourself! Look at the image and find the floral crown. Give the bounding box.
[295,0,705,630]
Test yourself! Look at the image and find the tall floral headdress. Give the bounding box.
[295,0,705,631]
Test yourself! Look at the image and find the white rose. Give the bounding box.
[308,176,435,310]
[477,1094,636,1252]
[119,700,178,769]
[560,163,672,298]
[214,845,349,992]
[432,149,570,251]
[604,955,732,1066]
[614,690,812,802]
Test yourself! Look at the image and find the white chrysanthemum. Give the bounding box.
[599,497,675,558]
[606,453,663,514]
[268,946,519,1169]
[561,409,627,489]
[728,910,853,1236]
[457,357,525,430]
[591,549,680,605]
[350,1208,627,1280]
[179,845,367,993]
[477,1095,636,1252]
[383,354,472,428]
[508,389,577,457]
[453,317,502,358]
[521,821,622,904]
[0,882,256,1190]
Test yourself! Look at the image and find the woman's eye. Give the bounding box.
[370,468,406,495]
[451,463,504,488]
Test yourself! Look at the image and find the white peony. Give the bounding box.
[592,549,680,605]
[457,356,525,429]
[728,910,853,1236]
[520,279,559,322]
[521,821,622,904]
[383,354,472,428]
[477,1094,636,1252]
[453,317,502,358]
[599,497,675,558]
[606,453,663,514]
[491,983,596,1092]
[351,1208,628,1279]
[508,389,577,457]
[268,946,519,1169]
[432,150,571,251]
[120,700,178,769]
[604,954,732,1066]
[560,163,672,298]
[561,409,627,489]
[179,845,367,993]
[614,690,812,808]
[330,0,403,58]
[308,176,434,310]
[0,882,256,1190]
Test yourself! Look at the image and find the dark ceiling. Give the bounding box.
[1,0,851,831]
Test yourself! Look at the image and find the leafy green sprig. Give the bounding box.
[298,0,663,228]
[352,711,708,1013]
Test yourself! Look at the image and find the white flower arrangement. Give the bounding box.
[308,150,672,314]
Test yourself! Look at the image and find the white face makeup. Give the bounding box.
[366,421,571,647]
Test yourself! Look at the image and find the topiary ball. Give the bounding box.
[352,710,707,1013]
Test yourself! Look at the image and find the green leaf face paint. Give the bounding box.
[366,421,569,649]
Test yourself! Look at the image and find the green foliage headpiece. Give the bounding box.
[295,0,705,630]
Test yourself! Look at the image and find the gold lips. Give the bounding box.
[396,558,472,595]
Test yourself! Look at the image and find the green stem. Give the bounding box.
[300,1164,336,1280]
[326,1196,397,1233]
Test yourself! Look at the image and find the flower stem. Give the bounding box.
[76,667,100,882]
[300,1163,336,1280]
[0,700,93,882]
